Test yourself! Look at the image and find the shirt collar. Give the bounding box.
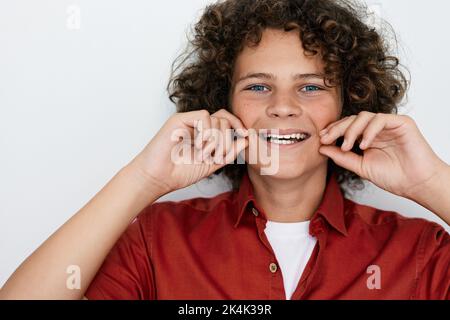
[233,171,348,236]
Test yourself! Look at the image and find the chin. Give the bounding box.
[249,162,309,179]
[273,166,308,180]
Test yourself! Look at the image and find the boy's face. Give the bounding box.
[230,28,343,178]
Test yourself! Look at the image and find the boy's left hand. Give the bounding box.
[318,111,448,200]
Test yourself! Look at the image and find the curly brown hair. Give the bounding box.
[167,0,409,198]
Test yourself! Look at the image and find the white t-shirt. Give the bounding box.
[264,220,317,300]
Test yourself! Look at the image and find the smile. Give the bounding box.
[258,131,311,146]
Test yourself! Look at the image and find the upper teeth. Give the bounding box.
[265,133,308,140]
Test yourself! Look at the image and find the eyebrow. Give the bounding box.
[235,72,325,84]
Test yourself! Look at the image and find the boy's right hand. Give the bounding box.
[128,109,249,197]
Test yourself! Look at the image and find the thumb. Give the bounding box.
[319,145,365,178]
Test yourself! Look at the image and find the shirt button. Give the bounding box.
[269,262,278,273]
[252,207,259,217]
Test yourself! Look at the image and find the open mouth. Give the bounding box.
[259,132,311,145]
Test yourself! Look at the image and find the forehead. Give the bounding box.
[233,28,325,77]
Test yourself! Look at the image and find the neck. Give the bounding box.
[247,166,328,223]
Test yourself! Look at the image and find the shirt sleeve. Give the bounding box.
[415,221,450,300]
[84,207,156,300]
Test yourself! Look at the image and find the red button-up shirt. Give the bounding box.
[85,171,449,300]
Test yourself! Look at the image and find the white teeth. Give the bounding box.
[264,133,308,140]
[271,139,295,145]
[259,131,310,145]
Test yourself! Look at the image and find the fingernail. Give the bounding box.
[342,139,350,149]
[202,130,211,141]
[236,129,248,137]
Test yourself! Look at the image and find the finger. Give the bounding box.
[319,145,366,179]
[194,119,213,150]
[320,116,356,145]
[321,112,375,149]
[204,136,248,176]
[198,133,218,163]
[192,111,212,149]
[359,114,388,149]
[194,118,216,162]
[340,112,376,151]
[319,116,352,136]
[179,109,211,131]
[213,118,230,164]
[212,108,249,137]
[222,119,233,156]
[215,118,232,163]
[201,116,221,161]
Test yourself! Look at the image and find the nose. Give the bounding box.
[266,94,302,119]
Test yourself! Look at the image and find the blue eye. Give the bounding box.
[302,85,322,92]
[246,85,269,92]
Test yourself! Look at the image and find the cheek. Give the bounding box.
[308,100,341,130]
[231,99,258,127]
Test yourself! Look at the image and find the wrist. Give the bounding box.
[408,162,449,200]
[122,160,171,200]
[406,161,450,223]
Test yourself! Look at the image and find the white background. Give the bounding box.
[1,0,449,287]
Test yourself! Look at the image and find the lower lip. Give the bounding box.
[260,136,311,149]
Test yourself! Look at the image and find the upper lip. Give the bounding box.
[258,128,311,136]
